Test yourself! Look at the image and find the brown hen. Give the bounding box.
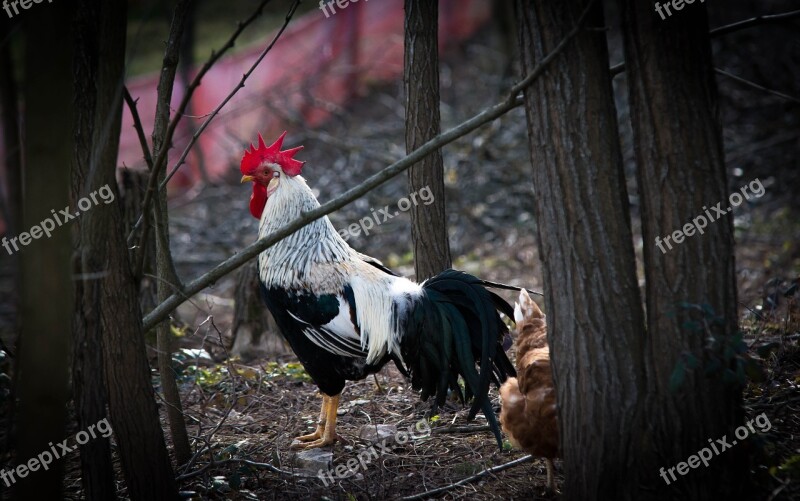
[499,289,559,492]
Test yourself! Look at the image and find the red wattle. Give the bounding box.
[250,183,268,219]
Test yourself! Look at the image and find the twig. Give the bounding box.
[122,87,155,279]
[176,457,296,482]
[610,65,799,104]
[709,9,800,38]
[715,68,800,105]
[432,425,490,434]
[122,87,154,170]
[400,455,534,500]
[141,0,594,331]
[160,0,301,189]
[127,0,275,245]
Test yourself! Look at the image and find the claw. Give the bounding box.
[290,435,337,450]
[291,394,340,450]
[294,426,325,443]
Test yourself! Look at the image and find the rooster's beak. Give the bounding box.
[240,175,255,183]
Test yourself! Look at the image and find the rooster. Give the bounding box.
[239,131,515,449]
[499,289,559,492]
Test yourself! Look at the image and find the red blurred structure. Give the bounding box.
[0,0,490,233]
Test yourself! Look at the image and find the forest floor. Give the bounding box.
[1,10,798,501]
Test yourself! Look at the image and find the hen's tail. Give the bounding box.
[399,269,516,447]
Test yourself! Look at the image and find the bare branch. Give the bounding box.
[160,0,302,190]
[709,8,800,38]
[127,0,276,244]
[123,87,154,170]
[176,457,298,482]
[714,67,800,105]
[142,6,592,331]
[399,455,534,500]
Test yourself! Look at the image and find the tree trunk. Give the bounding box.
[0,16,21,237]
[120,169,158,310]
[151,0,193,468]
[13,3,74,498]
[0,15,22,456]
[516,1,648,498]
[231,261,288,361]
[619,1,748,497]
[71,3,116,498]
[72,0,178,498]
[404,0,451,280]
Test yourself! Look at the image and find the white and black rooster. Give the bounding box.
[240,131,516,449]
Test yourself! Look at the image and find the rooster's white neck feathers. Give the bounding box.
[257,174,354,293]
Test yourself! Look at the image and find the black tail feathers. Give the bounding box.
[399,269,516,447]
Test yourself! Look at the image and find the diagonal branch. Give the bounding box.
[122,87,154,170]
[709,8,800,37]
[142,2,595,331]
[400,455,534,500]
[714,67,800,105]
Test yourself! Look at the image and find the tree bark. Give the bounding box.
[619,1,748,497]
[13,3,74,498]
[404,0,451,280]
[72,0,178,498]
[516,1,648,498]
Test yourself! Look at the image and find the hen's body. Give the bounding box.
[245,143,515,448]
[499,290,559,491]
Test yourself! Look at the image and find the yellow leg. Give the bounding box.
[292,394,340,449]
[295,395,328,443]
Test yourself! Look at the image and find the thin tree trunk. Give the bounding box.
[0,16,23,457]
[13,3,74,498]
[231,261,287,360]
[0,17,21,237]
[151,0,193,468]
[619,1,748,497]
[516,1,648,499]
[404,0,451,280]
[72,0,178,498]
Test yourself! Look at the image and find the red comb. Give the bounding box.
[240,131,305,176]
